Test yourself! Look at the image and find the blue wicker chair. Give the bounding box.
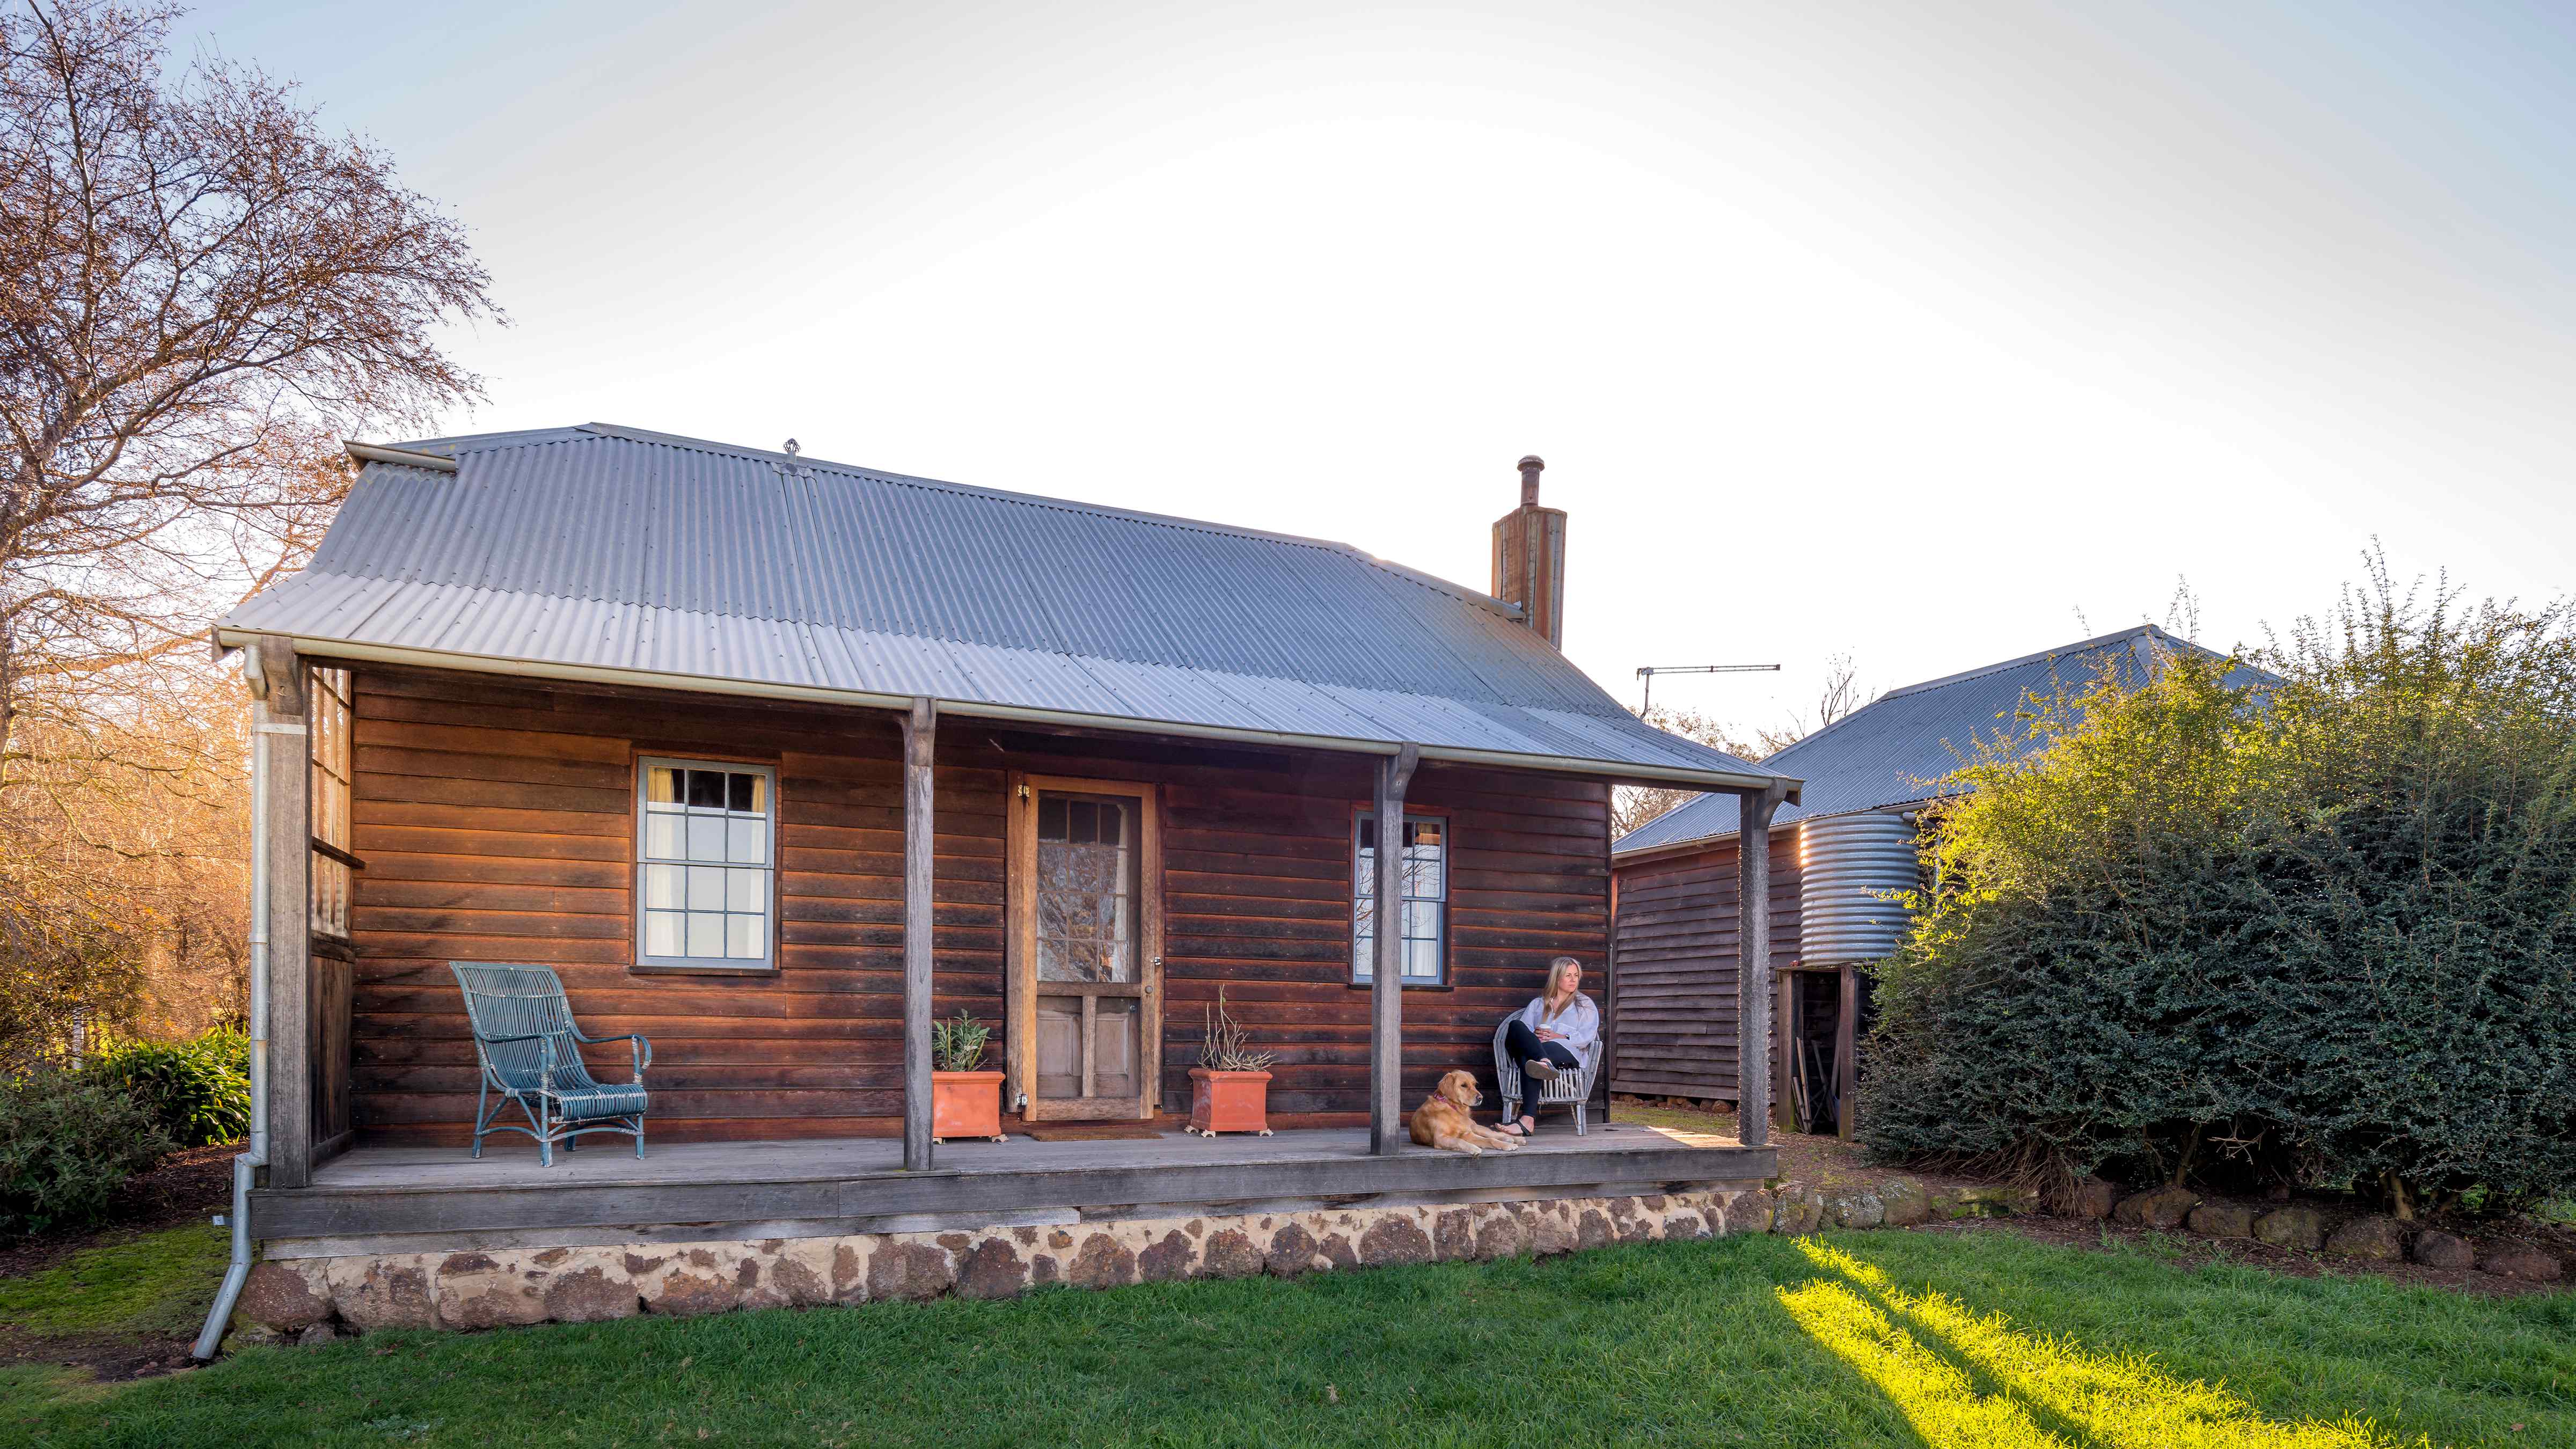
[450,962,652,1165]
[1494,1017,1604,1136]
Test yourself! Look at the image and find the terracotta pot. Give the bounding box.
[932,1070,1005,1143]
[1188,1067,1272,1136]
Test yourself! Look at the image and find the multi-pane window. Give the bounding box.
[308,667,354,939]
[1036,793,1137,982]
[637,759,775,968]
[1352,811,1447,984]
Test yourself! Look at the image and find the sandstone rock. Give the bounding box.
[543,1266,640,1322]
[1433,1210,1478,1260]
[239,1261,330,1333]
[297,1321,339,1346]
[437,1252,550,1329]
[1827,1191,1885,1230]
[769,1242,837,1308]
[1531,1212,1578,1257]
[2410,1230,2476,1270]
[2324,1216,2407,1262]
[1722,1189,1775,1235]
[867,1241,954,1302]
[831,1242,868,1304]
[1773,1185,1825,1235]
[1201,1228,1264,1279]
[2113,1184,2201,1231]
[1662,1209,1710,1241]
[1878,1178,1931,1228]
[1576,1208,1614,1250]
[2067,1177,2120,1220]
[956,1238,1030,1299]
[330,1260,435,1333]
[1316,1232,1358,1271]
[1069,1234,1137,1290]
[1137,1231,1196,1284]
[1266,1224,1321,1278]
[2252,1205,2324,1250]
[1473,1211,1527,1261]
[2186,1204,2256,1240]
[1030,1253,1061,1286]
[1359,1216,1433,1268]
[2483,1246,2564,1283]
[643,1267,740,1319]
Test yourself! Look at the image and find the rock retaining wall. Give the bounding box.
[238,1188,1778,1336]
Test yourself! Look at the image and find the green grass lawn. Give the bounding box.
[1,1226,2568,1448]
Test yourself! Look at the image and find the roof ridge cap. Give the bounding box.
[567,424,1515,614]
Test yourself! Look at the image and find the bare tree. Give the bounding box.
[1,0,498,1051]
[1616,655,1879,839]
[1613,705,1787,839]
[1,0,499,771]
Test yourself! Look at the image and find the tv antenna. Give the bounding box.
[1636,663,1779,712]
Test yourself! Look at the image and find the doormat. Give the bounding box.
[1021,1124,1170,1141]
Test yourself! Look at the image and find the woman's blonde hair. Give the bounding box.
[1546,955,1584,1001]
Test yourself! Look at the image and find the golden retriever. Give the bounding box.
[1409,1069,1524,1155]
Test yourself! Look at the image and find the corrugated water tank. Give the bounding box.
[1797,811,1921,965]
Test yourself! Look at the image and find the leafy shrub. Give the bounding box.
[0,1071,173,1239]
[86,1028,250,1147]
[1861,568,2576,1217]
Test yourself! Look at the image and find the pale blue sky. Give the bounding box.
[177,1,2575,728]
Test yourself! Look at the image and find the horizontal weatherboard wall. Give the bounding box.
[346,664,1611,1141]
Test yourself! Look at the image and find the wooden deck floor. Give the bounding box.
[257,1123,1770,1254]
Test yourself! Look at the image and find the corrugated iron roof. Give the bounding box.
[1612,625,2268,855]
[219,424,1788,789]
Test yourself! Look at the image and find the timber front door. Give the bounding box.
[1006,775,1164,1122]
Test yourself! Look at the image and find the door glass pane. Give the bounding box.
[1036,792,1137,982]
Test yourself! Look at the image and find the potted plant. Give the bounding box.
[931,1010,1006,1144]
[1187,987,1275,1137]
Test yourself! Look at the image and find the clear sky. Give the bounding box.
[175,1,2574,734]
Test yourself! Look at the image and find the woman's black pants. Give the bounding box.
[1502,1018,1580,1128]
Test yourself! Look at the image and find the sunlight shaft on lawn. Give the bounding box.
[1781,1240,2417,1449]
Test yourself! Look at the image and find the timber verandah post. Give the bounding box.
[901,698,938,1172]
[1368,743,1421,1155]
[254,636,315,1189]
[1733,782,1789,1149]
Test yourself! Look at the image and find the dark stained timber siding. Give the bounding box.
[345,664,1611,1143]
[1608,831,1800,1104]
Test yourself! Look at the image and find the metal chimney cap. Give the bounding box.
[1516,455,1545,507]
[1517,455,1545,472]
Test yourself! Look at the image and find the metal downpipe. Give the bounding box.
[193,693,274,1360]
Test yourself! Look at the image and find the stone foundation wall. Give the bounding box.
[237,1189,1772,1336]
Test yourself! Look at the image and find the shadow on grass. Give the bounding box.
[1780,1239,2412,1448]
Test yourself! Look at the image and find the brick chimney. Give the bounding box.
[1490,455,1566,648]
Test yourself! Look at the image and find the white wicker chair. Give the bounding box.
[1493,1017,1604,1136]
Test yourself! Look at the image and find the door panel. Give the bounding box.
[1008,775,1162,1122]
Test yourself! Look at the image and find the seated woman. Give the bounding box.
[1497,955,1597,1137]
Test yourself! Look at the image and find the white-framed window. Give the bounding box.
[636,758,777,970]
[1352,810,1448,984]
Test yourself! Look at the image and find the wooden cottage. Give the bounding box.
[1609,625,2248,1137]
[204,428,1798,1336]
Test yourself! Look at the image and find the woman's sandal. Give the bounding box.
[1496,1121,1529,1137]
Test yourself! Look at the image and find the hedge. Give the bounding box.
[1860,574,2576,1217]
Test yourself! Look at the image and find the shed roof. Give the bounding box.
[1612,625,2259,855]
[218,424,1789,791]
